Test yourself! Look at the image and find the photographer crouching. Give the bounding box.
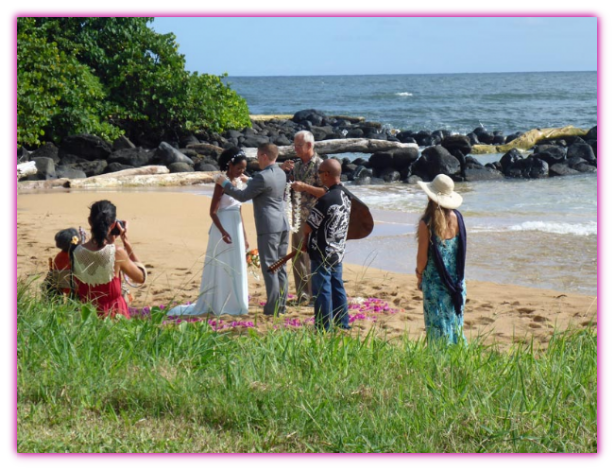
[71,200,146,318]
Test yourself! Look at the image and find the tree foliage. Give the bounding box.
[17,17,251,148]
[17,17,122,146]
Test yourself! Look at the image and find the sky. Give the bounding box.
[151,16,597,77]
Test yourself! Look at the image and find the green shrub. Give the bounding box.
[17,17,123,147]
[17,17,251,148]
[183,72,251,134]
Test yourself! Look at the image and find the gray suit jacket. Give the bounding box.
[222,163,290,235]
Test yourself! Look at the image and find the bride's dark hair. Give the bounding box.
[89,200,117,247]
[219,147,247,171]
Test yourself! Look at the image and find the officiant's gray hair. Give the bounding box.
[294,130,315,145]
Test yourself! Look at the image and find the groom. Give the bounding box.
[216,143,289,316]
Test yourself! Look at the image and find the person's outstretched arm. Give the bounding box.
[115,221,146,284]
[217,172,267,202]
[292,181,326,199]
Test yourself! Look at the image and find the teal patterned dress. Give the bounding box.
[422,234,467,345]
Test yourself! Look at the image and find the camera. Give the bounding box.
[110,220,125,236]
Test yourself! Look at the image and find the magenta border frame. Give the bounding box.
[8,10,600,458]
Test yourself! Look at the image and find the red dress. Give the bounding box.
[72,244,130,319]
[52,251,72,295]
[53,251,71,270]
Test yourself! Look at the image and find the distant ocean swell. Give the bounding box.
[471,221,597,237]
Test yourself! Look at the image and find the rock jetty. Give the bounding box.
[18,109,597,187]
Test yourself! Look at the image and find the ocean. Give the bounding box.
[225,72,598,295]
[226,71,597,134]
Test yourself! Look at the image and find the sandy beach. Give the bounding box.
[16,189,597,349]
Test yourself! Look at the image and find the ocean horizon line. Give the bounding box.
[224,70,597,79]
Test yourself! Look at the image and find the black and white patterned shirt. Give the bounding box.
[306,184,351,266]
[293,153,323,227]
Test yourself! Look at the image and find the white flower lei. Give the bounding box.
[285,182,302,233]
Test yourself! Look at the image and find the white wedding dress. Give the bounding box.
[168,180,249,316]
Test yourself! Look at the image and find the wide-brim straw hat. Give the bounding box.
[417,174,463,209]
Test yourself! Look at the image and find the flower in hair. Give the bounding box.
[230,150,246,163]
[71,236,80,245]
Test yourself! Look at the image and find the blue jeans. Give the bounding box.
[311,260,350,331]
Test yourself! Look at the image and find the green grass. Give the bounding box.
[17,283,597,453]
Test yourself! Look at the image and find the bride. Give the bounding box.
[169,147,250,316]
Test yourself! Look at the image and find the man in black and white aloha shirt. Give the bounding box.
[302,158,351,331]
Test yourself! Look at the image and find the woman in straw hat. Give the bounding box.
[415,174,467,345]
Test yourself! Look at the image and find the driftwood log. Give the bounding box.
[471,125,589,154]
[241,138,419,159]
[86,165,170,179]
[17,166,171,191]
[17,178,71,191]
[16,166,207,191]
[66,171,217,189]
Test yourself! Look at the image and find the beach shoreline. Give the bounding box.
[17,190,597,348]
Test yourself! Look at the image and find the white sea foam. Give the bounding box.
[395,92,413,97]
[509,221,597,236]
[472,221,597,236]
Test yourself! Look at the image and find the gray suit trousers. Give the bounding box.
[258,230,289,315]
